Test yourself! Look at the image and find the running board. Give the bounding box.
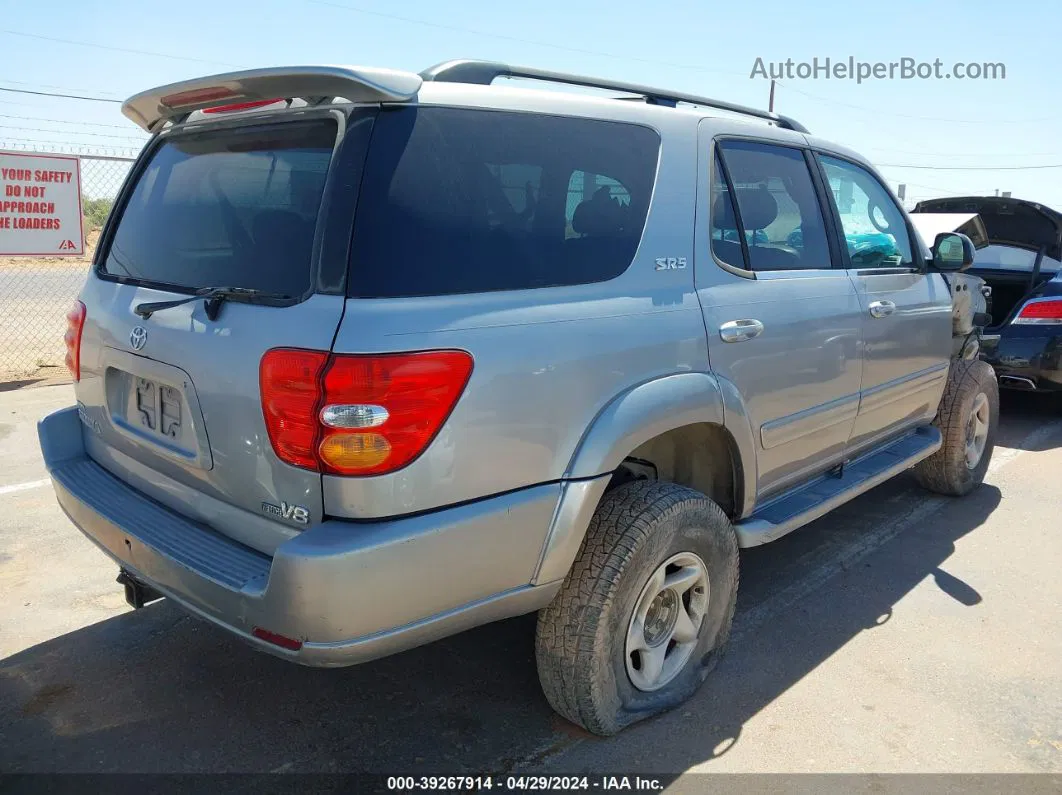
[734,427,942,548]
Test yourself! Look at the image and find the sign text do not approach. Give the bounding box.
[0,150,84,256]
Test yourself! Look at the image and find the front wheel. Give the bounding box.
[534,481,739,736]
[913,359,999,496]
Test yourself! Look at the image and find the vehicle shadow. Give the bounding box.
[8,391,1053,774]
[0,596,553,773]
[996,389,1061,451]
[541,479,1005,774]
[0,479,1003,774]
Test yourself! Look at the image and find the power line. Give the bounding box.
[877,162,1062,171]
[0,124,145,141]
[309,0,745,76]
[0,29,241,68]
[869,146,1062,159]
[0,98,50,108]
[0,113,137,130]
[879,176,996,195]
[0,135,140,151]
[776,80,1058,125]
[0,86,120,103]
[0,77,120,96]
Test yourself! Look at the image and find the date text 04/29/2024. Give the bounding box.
[386,776,665,791]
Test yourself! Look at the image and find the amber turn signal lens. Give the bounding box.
[318,432,392,471]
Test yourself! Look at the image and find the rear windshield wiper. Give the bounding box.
[134,286,292,321]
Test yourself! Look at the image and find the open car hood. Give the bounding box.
[912,196,1062,261]
[907,211,989,252]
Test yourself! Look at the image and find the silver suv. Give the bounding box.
[39,60,997,736]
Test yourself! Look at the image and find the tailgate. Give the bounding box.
[72,112,371,552]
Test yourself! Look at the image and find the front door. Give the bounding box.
[696,133,864,502]
[814,153,952,455]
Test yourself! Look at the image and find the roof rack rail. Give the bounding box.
[420,59,809,134]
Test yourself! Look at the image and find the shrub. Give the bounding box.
[82,197,114,230]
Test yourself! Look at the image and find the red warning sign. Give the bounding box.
[0,151,84,256]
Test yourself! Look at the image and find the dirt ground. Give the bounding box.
[0,227,99,270]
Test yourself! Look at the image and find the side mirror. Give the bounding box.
[931,232,975,272]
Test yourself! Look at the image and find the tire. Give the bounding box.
[534,481,739,736]
[913,358,999,496]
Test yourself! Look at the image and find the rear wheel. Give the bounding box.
[914,359,998,496]
[535,481,739,736]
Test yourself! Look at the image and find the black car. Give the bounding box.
[914,197,1062,401]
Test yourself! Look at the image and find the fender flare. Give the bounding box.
[532,372,758,585]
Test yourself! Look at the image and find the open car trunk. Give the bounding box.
[977,267,1058,327]
[912,197,1062,328]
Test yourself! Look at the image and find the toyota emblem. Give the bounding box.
[129,326,148,351]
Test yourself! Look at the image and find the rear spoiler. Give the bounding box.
[122,65,423,132]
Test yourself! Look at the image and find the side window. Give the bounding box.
[566,172,631,239]
[349,107,660,298]
[715,140,832,271]
[486,163,542,232]
[819,155,914,269]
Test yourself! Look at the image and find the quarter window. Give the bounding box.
[819,155,914,268]
[713,140,832,272]
[349,107,659,297]
[710,152,746,270]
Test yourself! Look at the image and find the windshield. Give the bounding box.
[101,119,336,296]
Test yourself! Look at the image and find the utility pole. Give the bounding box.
[769,79,776,113]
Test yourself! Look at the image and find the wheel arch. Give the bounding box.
[533,372,757,585]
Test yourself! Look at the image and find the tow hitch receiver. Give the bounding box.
[117,570,164,609]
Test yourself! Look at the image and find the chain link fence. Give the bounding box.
[0,148,135,381]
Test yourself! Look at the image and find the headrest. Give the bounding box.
[735,187,778,231]
[572,187,625,236]
[713,193,737,230]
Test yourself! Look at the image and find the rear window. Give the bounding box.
[101,119,336,296]
[349,107,659,298]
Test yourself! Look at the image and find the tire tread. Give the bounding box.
[913,359,998,496]
[535,481,738,735]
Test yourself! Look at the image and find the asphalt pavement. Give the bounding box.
[1,383,1060,775]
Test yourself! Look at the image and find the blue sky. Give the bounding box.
[2,0,1060,207]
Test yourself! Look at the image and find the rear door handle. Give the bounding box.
[719,319,764,343]
[868,300,896,318]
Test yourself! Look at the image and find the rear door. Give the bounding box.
[697,134,864,501]
[74,110,373,552]
[814,153,951,454]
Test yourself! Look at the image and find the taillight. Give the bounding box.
[260,349,330,470]
[202,98,284,114]
[63,300,86,381]
[160,86,238,109]
[259,349,473,477]
[1014,298,1062,324]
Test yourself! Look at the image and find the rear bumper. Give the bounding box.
[40,407,563,667]
[980,330,1062,392]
